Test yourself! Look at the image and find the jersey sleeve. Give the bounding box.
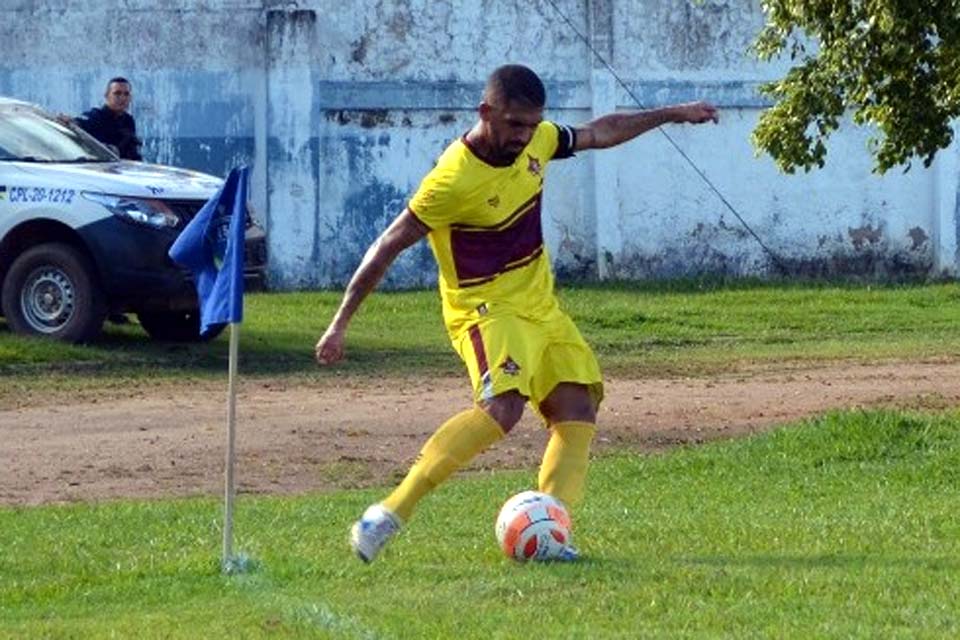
[550,122,577,160]
[407,166,459,230]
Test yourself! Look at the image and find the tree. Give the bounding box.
[752,1,960,174]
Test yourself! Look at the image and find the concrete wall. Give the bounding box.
[2,0,956,288]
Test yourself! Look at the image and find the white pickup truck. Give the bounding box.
[0,97,266,342]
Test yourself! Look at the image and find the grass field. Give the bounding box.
[3,281,960,637]
[1,409,958,637]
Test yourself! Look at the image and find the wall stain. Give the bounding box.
[553,222,597,280]
[554,253,597,281]
[848,224,883,250]
[266,9,317,64]
[351,34,369,64]
[908,226,929,251]
[604,246,755,281]
[601,234,932,282]
[774,250,931,281]
[325,109,394,128]
[360,110,391,128]
[686,219,749,241]
[386,5,413,39]
[342,179,405,248]
[339,179,433,287]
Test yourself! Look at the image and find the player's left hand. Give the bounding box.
[678,101,719,125]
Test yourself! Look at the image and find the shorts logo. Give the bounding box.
[527,155,541,177]
[487,195,500,208]
[500,356,521,376]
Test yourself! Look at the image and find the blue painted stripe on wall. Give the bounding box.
[0,70,257,138]
[313,80,772,110]
[621,80,773,109]
[314,81,587,110]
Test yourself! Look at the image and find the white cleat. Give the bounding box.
[555,545,580,562]
[350,504,402,563]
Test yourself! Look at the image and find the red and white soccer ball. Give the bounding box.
[495,490,572,562]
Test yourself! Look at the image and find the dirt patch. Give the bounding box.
[2,360,959,506]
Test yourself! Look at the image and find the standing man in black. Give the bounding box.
[71,77,143,326]
[74,77,143,161]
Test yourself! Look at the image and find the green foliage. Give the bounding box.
[2,410,959,637]
[753,0,960,173]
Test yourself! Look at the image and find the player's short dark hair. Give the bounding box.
[106,77,131,91]
[484,65,545,108]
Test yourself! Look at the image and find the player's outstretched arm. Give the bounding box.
[315,209,429,365]
[573,101,719,151]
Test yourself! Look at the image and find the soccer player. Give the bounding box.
[315,64,718,562]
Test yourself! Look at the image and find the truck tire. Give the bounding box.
[137,310,225,342]
[1,242,107,343]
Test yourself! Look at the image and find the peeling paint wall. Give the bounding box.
[0,2,264,202]
[3,0,957,288]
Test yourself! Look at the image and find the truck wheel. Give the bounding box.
[137,310,225,342]
[1,243,107,343]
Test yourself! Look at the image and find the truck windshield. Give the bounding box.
[0,106,117,163]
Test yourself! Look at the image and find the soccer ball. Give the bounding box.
[495,491,572,561]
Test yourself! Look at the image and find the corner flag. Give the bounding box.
[169,165,249,337]
[169,165,254,574]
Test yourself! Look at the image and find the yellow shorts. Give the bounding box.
[453,307,604,414]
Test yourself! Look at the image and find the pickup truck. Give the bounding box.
[0,97,267,342]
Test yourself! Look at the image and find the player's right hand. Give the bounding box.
[315,328,345,365]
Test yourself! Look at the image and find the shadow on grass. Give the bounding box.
[0,321,459,380]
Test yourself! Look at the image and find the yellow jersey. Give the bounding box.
[409,121,576,337]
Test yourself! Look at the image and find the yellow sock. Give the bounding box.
[382,408,505,521]
[538,421,596,507]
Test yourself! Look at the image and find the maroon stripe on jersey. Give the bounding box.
[451,195,543,286]
[468,325,489,377]
[457,246,545,287]
[450,191,540,231]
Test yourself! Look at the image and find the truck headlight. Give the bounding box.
[82,192,179,229]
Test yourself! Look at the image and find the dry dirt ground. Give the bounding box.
[3,360,959,506]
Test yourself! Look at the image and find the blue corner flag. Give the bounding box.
[169,166,249,337]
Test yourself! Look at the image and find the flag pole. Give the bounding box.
[222,321,240,568]
[168,165,251,573]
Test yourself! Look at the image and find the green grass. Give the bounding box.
[3,280,960,403]
[2,409,959,638]
[565,279,960,371]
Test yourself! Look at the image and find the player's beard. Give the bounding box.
[492,141,524,164]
